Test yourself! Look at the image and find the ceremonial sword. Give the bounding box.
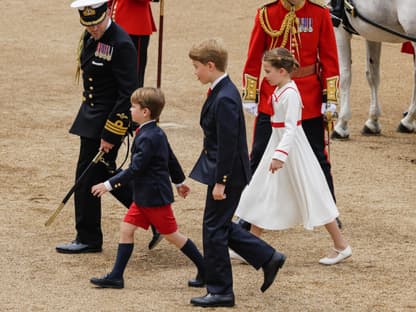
[44,150,105,226]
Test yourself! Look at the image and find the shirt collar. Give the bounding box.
[139,119,156,129]
[210,73,228,90]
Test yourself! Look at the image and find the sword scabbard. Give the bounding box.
[44,202,65,227]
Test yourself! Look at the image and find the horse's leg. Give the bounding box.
[362,40,382,135]
[332,26,352,139]
[397,43,416,133]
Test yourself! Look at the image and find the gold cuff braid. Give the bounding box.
[104,119,128,136]
[326,76,339,104]
[242,74,258,102]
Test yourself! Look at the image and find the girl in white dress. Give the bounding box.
[235,48,351,265]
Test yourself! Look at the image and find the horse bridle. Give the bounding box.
[344,0,416,42]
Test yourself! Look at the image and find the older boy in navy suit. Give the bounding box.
[188,39,286,308]
[89,87,205,289]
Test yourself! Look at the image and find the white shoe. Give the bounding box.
[319,245,352,265]
[229,249,248,264]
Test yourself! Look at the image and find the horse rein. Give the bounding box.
[344,0,416,42]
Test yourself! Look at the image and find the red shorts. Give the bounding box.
[124,202,178,235]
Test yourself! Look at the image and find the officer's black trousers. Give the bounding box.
[74,137,132,247]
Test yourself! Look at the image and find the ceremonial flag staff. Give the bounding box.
[156,0,164,88]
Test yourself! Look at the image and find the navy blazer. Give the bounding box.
[190,76,251,187]
[109,121,185,207]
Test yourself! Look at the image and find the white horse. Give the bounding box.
[330,0,416,138]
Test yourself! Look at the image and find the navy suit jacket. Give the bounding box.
[109,121,185,206]
[190,76,251,187]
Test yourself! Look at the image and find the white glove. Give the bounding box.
[321,102,337,114]
[243,102,258,116]
[321,103,338,122]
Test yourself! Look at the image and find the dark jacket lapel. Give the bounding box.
[200,76,231,122]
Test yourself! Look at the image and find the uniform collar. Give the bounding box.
[281,0,306,11]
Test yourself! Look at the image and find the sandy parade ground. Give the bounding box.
[0,0,415,311]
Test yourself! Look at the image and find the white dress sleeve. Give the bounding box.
[272,89,302,162]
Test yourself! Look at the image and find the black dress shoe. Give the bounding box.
[56,241,102,254]
[237,218,252,231]
[188,273,205,288]
[148,228,163,250]
[90,274,124,289]
[190,293,235,307]
[261,251,286,293]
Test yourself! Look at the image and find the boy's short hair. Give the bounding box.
[130,87,165,120]
[188,39,228,72]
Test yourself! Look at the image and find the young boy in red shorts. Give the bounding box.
[89,87,205,289]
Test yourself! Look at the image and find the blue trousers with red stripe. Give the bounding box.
[129,34,150,88]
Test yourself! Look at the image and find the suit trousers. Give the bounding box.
[203,184,275,295]
[74,137,132,246]
[129,34,150,88]
[250,114,336,201]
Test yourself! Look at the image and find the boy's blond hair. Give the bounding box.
[188,39,228,72]
[130,87,165,120]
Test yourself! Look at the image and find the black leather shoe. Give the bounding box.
[237,218,252,231]
[261,251,286,292]
[148,229,163,250]
[188,273,205,288]
[56,241,102,254]
[90,274,124,289]
[190,293,235,307]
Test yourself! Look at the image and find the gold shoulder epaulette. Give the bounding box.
[261,1,278,9]
[308,0,327,8]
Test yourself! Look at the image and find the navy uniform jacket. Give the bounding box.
[70,22,138,145]
[108,121,185,207]
[190,76,251,187]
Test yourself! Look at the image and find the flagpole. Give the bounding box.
[156,0,164,88]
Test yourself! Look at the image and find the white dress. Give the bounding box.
[236,81,339,230]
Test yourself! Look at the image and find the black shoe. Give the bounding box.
[148,232,163,250]
[190,293,235,307]
[188,273,205,288]
[237,218,252,231]
[56,240,102,254]
[90,274,124,289]
[261,251,286,293]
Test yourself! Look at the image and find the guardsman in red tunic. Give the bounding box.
[108,0,157,87]
[401,41,415,57]
[242,0,339,194]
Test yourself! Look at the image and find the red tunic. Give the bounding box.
[401,42,415,55]
[243,0,339,120]
[108,0,156,36]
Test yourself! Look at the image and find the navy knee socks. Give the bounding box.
[109,243,134,279]
[180,239,205,277]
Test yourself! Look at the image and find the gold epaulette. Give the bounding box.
[261,1,277,9]
[308,0,327,8]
